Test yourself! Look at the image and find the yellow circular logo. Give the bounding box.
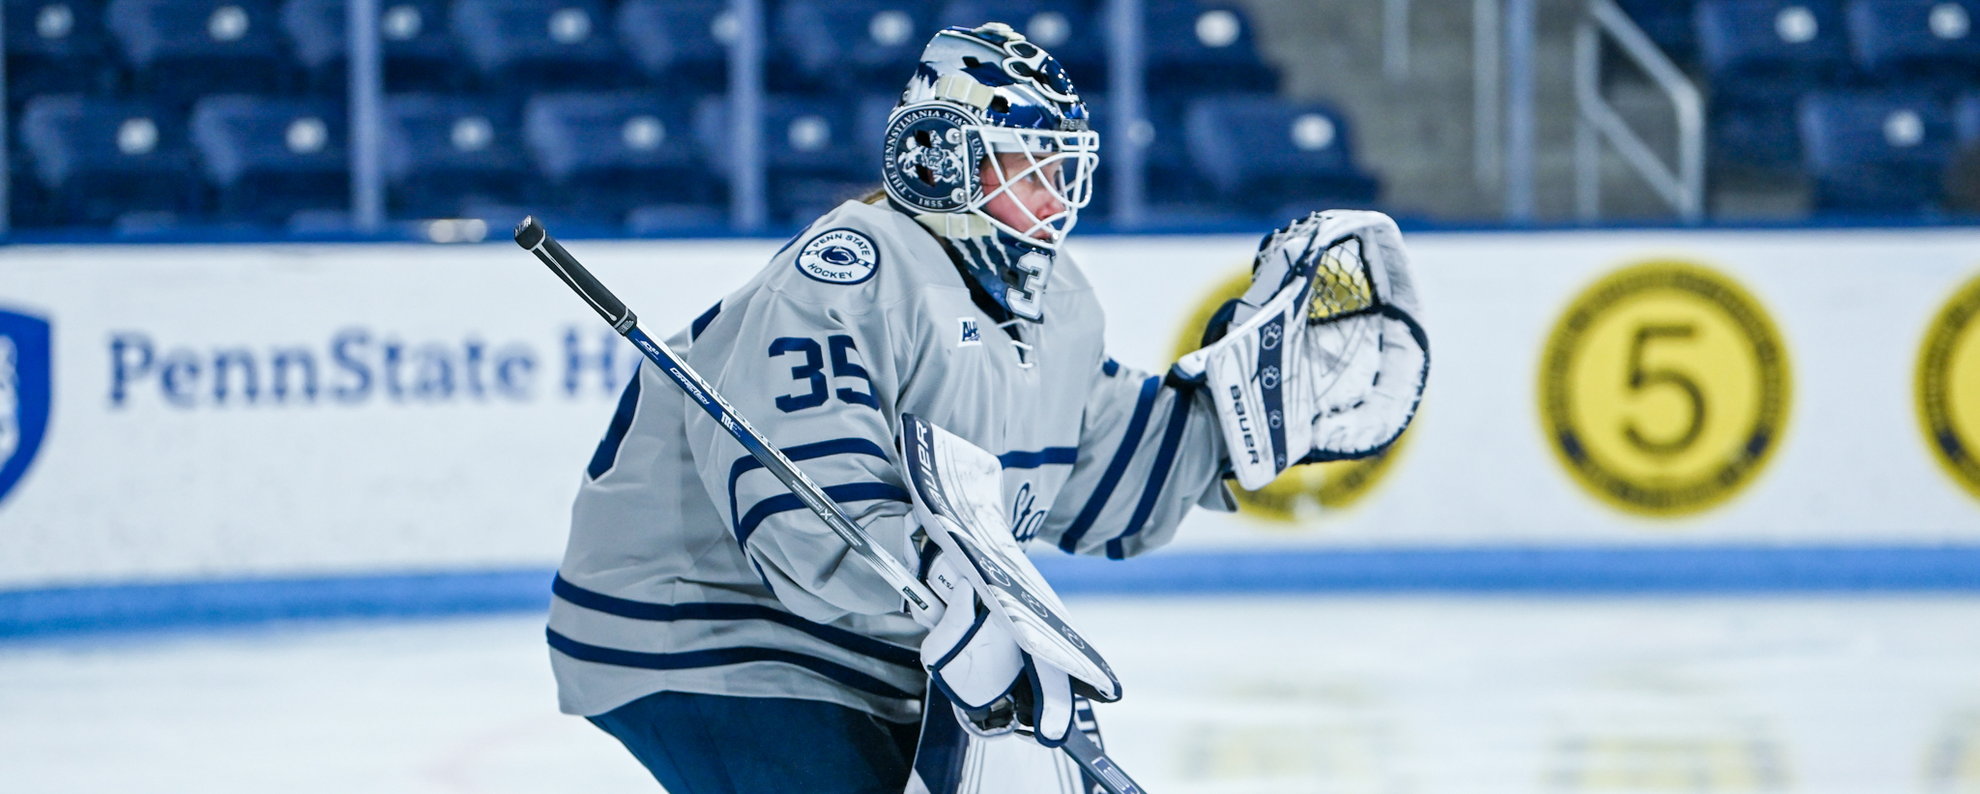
[1538,261,1791,517]
[1175,269,1408,524]
[1917,272,1980,502]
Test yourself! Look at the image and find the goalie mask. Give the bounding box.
[880,23,1099,321]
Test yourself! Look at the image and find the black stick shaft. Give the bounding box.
[516,217,635,334]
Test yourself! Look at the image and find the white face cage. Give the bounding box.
[965,125,1100,250]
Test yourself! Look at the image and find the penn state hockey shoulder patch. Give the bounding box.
[794,228,880,285]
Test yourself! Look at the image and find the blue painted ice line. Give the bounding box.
[9,546,1980,640]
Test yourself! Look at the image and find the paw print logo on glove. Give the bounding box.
[1019,588,1050,617]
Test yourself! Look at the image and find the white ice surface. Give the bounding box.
[6,596,1980,794]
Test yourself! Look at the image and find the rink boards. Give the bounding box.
[1,228,1979,617]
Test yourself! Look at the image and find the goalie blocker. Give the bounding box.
[902,414,1143,794]
[1173,210,1430,491]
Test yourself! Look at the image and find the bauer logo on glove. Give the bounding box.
[1173,210,1430,491]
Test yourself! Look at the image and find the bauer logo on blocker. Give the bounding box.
[0,308,52,510]
[796,228,880,285]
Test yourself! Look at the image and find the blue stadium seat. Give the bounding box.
[106,0,294,101]
[1618,0,1699,62]
[1082,94,1210,219]
[19,95,200,225]
[1955,91,1980,139]
[1798,91,1954,210]
[774,0,938,94]
[1845,0,1980,81]
[281,0,468,91]
[1141,1,1277,96]
[617,0,731,93]
[524,91,717,223]
[190,95,348,224]
[452,0,631,90]
[1696,0,1852,82]
[940,0,1107,90]
[698,94,876,222]
[7,0,119,97]
[383,94,530,217]
[1697,1,1853,169]
[1184,96,1378,217]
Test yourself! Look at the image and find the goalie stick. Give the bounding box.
[513,217,1146,794]
[515,216,938,623]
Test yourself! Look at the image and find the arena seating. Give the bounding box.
[4,0,1375,232]
[1956,91,1980,139]
[106,0,294,101]
[1696,0,1852,169]
[1184,96,1378,218]
[1082,94,1221,220]
[1846,0,1980,83]
[382,93,531,218]
[451,0,631,90]
[189,94,348,224]
[1593,0,1980,213]
[616,0,731,93]
[697,93,874,222]
[523,90,717,225]
[282,0,468,92]
[1142,0,1275,95]
[19,94,199,225]
[1799,90,1955,210]
[7,0,118,98]
[774,0,937,94]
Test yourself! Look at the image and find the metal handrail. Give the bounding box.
[1573,0,1705,223]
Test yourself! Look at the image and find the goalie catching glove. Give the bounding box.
[902,414,1121,748]
[1173,210,1430,491]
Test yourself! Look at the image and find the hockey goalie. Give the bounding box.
[540,20,1428,794]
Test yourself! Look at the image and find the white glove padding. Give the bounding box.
[919,549,1083,745]
[1173,210,1429,491]
[901,414,1122,747]
[920,553,1025,720]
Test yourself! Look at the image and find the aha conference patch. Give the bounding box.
[795,228,879,285]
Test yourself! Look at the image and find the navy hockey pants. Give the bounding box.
[588,691,920,794]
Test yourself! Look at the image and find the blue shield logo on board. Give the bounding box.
[0,308,51,509]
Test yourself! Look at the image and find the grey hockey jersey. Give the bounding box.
[547,200,1229,722]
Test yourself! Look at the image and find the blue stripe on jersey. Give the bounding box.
[1107,390,1197,559]
[1057,376,1162,553]
[587,367,642,480]
[690,302,722,340]
[735,483,912,548]
[728,438,893,537]
[551,575,918,668]
[997,447,1077,469]
[546,628,920,701]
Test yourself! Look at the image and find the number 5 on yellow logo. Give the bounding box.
[1918,273,1980,503]
[1538,261,1792,517]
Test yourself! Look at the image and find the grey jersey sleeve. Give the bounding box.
[681,287,918,625]
[1036,358,1230,559]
